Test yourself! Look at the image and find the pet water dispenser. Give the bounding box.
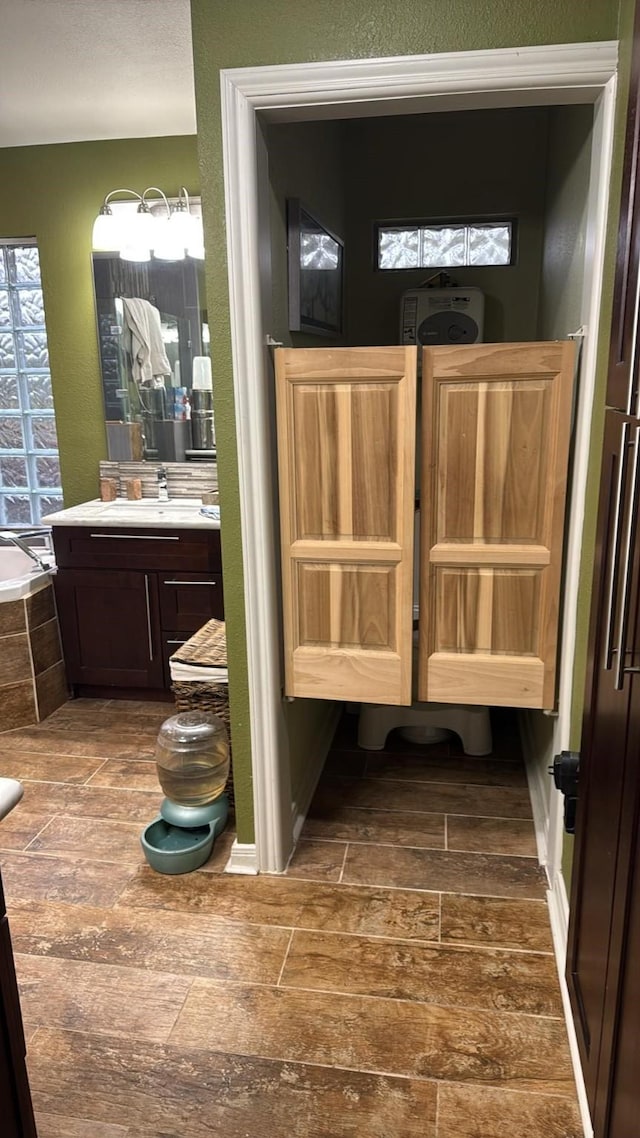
[140,711,230,874]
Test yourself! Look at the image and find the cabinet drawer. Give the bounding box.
[159,572,223,632]
[53,526,222,572]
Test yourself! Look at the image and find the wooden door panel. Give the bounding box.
[567,412,639,1121]
[297,563,395,649]
[426,654,544,707]
[435,567,540,655]
[437,381,550,544]
[291,383,398,540]
[420,341,575,709]
[276,346,416,705]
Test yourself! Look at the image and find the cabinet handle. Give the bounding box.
[615,424,640,689]
[89,533,180,541]
[163,579,216,586]
[166,639,189,645]
[144,574,154,661]
[604,422,631,671]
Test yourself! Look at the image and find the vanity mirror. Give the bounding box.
[91,193,214,464]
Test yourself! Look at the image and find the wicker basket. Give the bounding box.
[170,619,234,807]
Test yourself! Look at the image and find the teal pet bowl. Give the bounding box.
[140,817,215,875]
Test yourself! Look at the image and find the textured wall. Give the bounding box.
[538,105,594,341]
[267,119,347,348]
[343,107,549,346]
[190,0,621,844]
[0,136,200,507]
[266,119,347,814]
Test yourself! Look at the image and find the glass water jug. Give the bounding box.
[155,711,229,808]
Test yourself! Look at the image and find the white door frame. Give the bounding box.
[219,41,618,881]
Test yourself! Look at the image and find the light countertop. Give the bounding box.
[0,779,24,823]
[42,499,220,530]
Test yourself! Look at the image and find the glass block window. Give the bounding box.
[0,243,62,525]
[377,220,514,270]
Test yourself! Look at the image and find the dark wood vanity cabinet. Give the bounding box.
[0,875,37,1138]
[53,526,223,695]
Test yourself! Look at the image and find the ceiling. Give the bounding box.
[0,0,197,148]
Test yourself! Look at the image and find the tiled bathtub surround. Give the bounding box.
[0,583,67,731]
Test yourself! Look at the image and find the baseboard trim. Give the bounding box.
[547,874,593,1138]
[518,711,550,869]
[224,840,259,875]
[291,705,342,845]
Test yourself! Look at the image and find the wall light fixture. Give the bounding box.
[92,187,204,262]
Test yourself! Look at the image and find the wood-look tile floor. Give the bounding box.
[0,701,583,1137]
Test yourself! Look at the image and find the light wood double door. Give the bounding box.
[275,341,575,709]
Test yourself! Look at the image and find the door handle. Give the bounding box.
[615,424,640,689]
[144,574,154,661]
[604,421,631,671]
[89,533,180,541]
[162,580,217,586]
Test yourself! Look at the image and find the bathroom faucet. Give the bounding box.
[157,467,169,502]
[0,531,49,572]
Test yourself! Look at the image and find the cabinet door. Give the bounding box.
[419,341,575,709]
[275,346,416,705]
[55,569,164,689]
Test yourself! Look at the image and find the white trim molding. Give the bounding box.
[219,41,618,876]
[223,42,617,119]
[224,839,259,875]
[548,877,594,1138]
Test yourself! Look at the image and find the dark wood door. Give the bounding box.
[605,796,640,1138]
[55,568,164,689]
[567,4,640,1129]
[567,411,640,1120]
[606,0,640,412]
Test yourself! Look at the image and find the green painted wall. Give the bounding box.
[538,105,594,341]
[0,136,199,507]
[344,107,549,346]
[519,103,595,886]
[191,0,621,843]
[267,119,347,348]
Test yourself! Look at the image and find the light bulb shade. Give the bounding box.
[119,205,157,262]
[93,191,205,261]
[119,245,152,263]
[154,208,203,261]
[92,208,122,252]
[187,240,205,260]
[152,227,187,261]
